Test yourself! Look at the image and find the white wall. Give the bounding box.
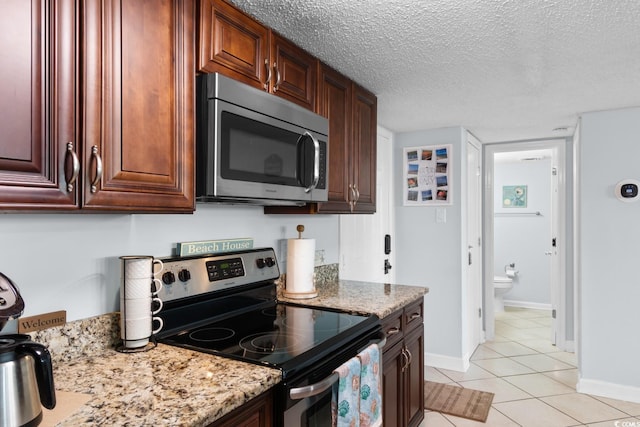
[578,106,640,400]
[394,126,467,368]
[0,205,338,325]
[494,159,552,305]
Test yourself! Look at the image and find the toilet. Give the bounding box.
[493,275,513,312]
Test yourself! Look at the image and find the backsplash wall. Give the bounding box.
[0,204,338,324]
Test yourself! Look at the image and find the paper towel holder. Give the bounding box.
[283,224,318,299]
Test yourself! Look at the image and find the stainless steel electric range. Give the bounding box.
[155,248,383,426]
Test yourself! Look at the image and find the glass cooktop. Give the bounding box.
[160,302,376,369]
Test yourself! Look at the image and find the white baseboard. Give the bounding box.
[504,300,552,311]
[577,378,640,404]
[425,352,469,372]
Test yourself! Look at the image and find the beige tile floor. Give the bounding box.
[419,307,640,426]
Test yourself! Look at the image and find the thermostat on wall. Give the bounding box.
[615,179,640,202]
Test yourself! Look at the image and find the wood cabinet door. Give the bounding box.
[315,64,352,213]
[198,0,269,90]
[82,0,195,212]
[404,327,425,427]
[351,84,377,213]
[0,0,78,209]
[270,33,317,111]
[382,340,404,427]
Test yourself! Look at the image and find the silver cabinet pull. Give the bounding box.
[349,184,357,212]
[90,145,103,193]
[405,347,413,366]
[273,62,281,92]
[386,326,400,336]
[409,313,421,320]
[65,142,80,192]
[263,58,272,91]
[401,348,409,372]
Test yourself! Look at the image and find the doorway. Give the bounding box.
[483,139,569,350]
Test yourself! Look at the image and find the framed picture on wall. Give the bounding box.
[502,185,528,208]
[403,144,452,206]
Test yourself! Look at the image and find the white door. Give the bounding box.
[340,127,395,283]
[466,136,483,354]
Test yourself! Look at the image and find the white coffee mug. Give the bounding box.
[121,256,163,279]
[122,278,162,299]
[121,297,163,317]
[121,316,163,342]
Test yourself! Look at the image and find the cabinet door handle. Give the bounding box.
[349,184,357,212]
[401,348,409,372]
[354,185,360,203]
[65,142,80,192]
[263,59,272,91]
[273,62,281,92]
[90,145,103,193]
[386,326,400,336]
[405,347,413,366]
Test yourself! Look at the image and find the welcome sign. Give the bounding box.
[176,238,254,257]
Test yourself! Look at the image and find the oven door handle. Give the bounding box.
[289,334,387,401]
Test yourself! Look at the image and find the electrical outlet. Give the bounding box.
[315,249,325,266]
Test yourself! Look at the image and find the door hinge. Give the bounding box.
[478,308,482,318]
[552,167,557,176]
[552,309,556,319]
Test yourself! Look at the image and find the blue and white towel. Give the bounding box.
[357,344,382,427]
[332,356,361,427]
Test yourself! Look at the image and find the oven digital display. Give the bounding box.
[205,258,244,282]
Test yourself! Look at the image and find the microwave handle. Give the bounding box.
[298,131,320,193]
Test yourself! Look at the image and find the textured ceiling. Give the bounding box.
[228,0,640,142]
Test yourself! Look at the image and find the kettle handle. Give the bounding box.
[17,341,56,409]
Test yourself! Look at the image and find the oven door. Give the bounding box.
[282,335,386,427]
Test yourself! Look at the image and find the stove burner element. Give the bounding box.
[239,332,302,354]
[189,328,235,343]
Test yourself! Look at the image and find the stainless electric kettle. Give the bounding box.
[0,272,56,427]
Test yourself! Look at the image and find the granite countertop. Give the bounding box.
[45,344,281,426]
[278,279,429,318]
[35,277,428,426]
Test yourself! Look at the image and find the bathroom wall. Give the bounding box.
[494,158,552,307]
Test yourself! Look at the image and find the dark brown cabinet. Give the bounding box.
[382,298,425,427]
[0,0,78,209]
[82,0,195,212]
[0,0,195,212]
[208,390,273,427]
[198,0,316,110]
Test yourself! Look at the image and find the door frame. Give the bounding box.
[465,134,483,359]
[483,139,568,348]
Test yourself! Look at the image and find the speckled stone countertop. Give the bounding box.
[48,344,281,426]
[279,278,429,318]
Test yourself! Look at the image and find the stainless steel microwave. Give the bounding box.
[195,73,329,206]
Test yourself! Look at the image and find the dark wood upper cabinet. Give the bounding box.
[350,84,377,213]
[82,0,195,212]
[197,0,270,89]
[198,0,317,111]
[0,0,78,209]
[0,0,195,212]
[269,33,317,111]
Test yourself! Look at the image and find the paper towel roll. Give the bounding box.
[285,238,317,298]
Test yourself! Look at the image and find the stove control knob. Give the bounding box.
[265,257,275,268]
[162,271,176,285]
[256,258,265,269]
[178,269,191,282]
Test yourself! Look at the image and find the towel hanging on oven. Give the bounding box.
[332,356,361,427]
[357,344,382,427]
